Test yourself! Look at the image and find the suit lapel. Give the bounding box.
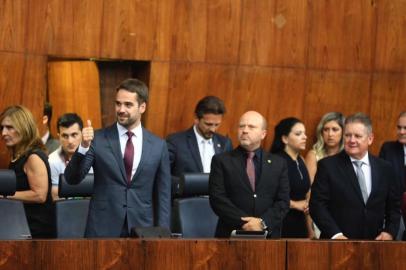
[256,150,272,188]
[231,149,253,192]
[396,142,405,173]
[339,152,366,204]
[186,128,203,172]
[105,124,127,183]
[368,155,379,202]
[212,135,223,154]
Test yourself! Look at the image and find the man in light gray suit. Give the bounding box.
[65,78,171,237]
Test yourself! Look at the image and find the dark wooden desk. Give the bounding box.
[2,239,406,270]
[0,239,286,270]
[287,239,406,270]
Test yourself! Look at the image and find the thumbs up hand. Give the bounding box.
[81,120,94,148]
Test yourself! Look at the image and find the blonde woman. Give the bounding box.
[305,112,345,182]
[0,105,55,238]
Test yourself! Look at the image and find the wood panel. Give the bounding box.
[308,0,376,71]
[375,0,406,71]
[0,239,286,270]
[47,61,102,137]
[232,67,306,150]
[144,240,285,270]
[303,70,372,153]
[0,0,27,53]
[239,0,309,67]
[370,73,406,153]
[35,240,95,270]
[0,53,47,169]
[146,61,170,138]
[206,0,242,64]
[100,0,157,60]
[151,0,174,61]
[287,240,406,270]
[164,63,236,139]
[169,0,207,62]
[46,0,103,58]
[0,241,35,270]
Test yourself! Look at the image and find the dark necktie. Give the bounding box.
[353,160,368,203]
[246,152,256,191]
[124,131,134,184]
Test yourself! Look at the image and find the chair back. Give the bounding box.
[172,173,218,238]
[55,174,94,238]
[0,170,31,239]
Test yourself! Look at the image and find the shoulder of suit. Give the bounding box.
[381,140,402,150]
[141,128,165,143]
[166,128,193,141]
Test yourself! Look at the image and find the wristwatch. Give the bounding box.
[260,219,268,230]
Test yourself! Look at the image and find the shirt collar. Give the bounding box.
[193,125,212,144]
[116,123,142,138]
[41,130,50,144]
[350,152,370,166]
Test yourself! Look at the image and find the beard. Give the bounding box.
[117,113,137,128]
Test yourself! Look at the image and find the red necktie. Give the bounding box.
[124,131,134,184]
[246,152,256,191]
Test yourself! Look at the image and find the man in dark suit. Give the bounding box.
[209,111,290,238]
[310,113,401,240]
[167,96,232,177]
[41,102,60,154]
[65,78,171,238]
[379,111,406,239]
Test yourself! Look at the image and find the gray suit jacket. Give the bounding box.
[45,135,60,154]
[65,124,171,237]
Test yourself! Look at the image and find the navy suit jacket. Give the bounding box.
[65,124,171,237]
[209,147,290,238]
[310,151,401,239]
[166,127,233,177]
[379,141,405,192]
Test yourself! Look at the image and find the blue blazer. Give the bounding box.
[65,124,171,237]
[166,127,233,177]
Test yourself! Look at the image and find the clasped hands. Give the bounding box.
[241,217,263,231]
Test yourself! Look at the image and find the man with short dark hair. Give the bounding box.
[65,78,171,237]
[49,113,89,201]
[41,102,60,154]
[166,96,232,177]
[379,111,406,239]
[209,111,290,238]
[310,113,401,240]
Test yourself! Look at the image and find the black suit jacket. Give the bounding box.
[209,147,290,238]
[309,151,401,239]
[166,127,233,176]
[379,141,405,192]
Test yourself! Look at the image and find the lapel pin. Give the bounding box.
[217,144,221,148]
[267,159,272,164]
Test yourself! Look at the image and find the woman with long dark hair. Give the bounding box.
[270,117,314,238]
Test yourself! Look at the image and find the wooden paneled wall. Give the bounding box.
[0,0,405,166]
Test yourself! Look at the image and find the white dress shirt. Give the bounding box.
[78,123,143,180]
[350,152,372,196]
[193,125,215,173]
